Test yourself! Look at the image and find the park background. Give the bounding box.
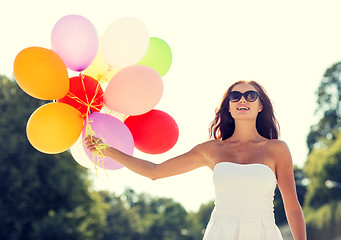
[1,0,341,239]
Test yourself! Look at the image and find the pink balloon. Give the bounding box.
[82,112,134,170]
[51,15,98,71]
[104,65,163,116]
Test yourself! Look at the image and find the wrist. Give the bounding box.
[102,145,111,156]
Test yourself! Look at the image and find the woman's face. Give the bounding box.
[228,83,263,120]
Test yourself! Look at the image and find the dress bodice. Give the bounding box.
[202,162,283,240]
[213,162,277,217]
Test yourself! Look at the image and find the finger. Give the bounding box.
[90,136,98,141]
[87,146,96,152]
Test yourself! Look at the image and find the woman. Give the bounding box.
[86,80,306,240]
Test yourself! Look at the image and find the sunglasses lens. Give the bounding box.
[228,91,259,102]
[245,91,258,102]
[229,92,242,102]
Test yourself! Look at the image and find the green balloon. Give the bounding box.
[137,37,172,76]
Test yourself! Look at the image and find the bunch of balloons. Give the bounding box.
[13,15,179,171]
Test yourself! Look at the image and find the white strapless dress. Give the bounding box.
[203,162,283,240]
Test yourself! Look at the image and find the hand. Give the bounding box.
[85,136,106,153]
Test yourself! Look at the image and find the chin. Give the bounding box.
[231,112,258,120]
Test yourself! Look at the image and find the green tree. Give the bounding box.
[187,200,214,239]
[304,133,341,209]
[307,62,341,152]
[101,188,198,240]
[195,200,214,228]
[0,75,106,240]
[303,61,341,239]
[100,191,141,240]
[305,201,341,240]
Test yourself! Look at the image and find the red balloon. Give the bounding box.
[59,75,104,117]
[124,109,179,154]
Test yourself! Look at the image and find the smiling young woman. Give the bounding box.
[86,80,307,240]
[205,80,306,239]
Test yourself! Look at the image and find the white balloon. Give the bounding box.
[69,134,95,169]
[101,17,149,69]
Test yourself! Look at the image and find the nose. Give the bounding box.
[239,96,246,103]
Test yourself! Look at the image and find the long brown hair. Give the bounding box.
[209,80,280,140]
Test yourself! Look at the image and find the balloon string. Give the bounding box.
[76,72,109,177]
[79,72,91,115]
[97,67,113,85]
[64,72,105,118]
[83,117,109,178]
[66,92,104,118]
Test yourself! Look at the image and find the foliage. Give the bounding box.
[307,62,341,152]
[195,200,214,227]
[303,133,341,209]
[305,201,341,240]
[101,188,197,240]
[99,191,140,240]
[304,61,341,239]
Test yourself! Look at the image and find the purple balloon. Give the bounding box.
[51,15,98,71]
[82,112,134,170]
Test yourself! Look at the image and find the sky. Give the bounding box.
[2,0,341,211]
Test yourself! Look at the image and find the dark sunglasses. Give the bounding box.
[227,90,259,102]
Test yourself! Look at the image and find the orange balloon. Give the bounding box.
[13,47,69,100]
[26,102,84,154]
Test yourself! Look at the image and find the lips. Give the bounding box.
[237,106,250,111]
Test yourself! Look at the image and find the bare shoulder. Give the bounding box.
[191,139,220,153]
[190,140,221,166]
[266,139,292,165]
[266,139,289,150]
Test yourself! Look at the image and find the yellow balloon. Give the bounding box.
[13,47,69,100]
[83,36,118,84]
[26,102,84,154]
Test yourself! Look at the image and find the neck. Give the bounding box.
[230,119,261,142]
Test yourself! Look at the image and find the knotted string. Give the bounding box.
[96,67,114,85]
[84,117,109,178]
[70,72,109,176]
[65,72,104,118]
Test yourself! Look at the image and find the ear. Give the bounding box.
[258,103,263,112]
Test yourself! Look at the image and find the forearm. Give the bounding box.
[86,137,207,180]
[286,207,306,240]
[104,146,157,180]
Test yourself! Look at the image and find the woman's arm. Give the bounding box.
[273,140,307,240]
[86,137,212,180]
